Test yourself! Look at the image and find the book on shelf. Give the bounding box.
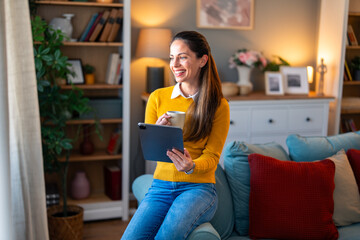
[89,10,111,42]
[107,10,123,42]
[84,12,103,42]
[344,69,349,82]
[79,12,98,42]
[345,60,353,81]
[348,118,358,132]
[114,57,122,85]
[105,53,120,84]
[348,25,358,46]
[341,118,358,132]
[99,8,118,42]
[107,127,122,155]
[104,165,122,200]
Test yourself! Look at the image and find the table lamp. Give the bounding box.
[136,28,172,93]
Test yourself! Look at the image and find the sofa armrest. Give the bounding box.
[187,222,221,240]
[132,174,153,204]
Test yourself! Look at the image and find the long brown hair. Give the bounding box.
[171,31,223,142]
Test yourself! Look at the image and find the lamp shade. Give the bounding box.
[136,28,172,59]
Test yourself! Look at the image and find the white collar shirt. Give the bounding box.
[171,83,198,100]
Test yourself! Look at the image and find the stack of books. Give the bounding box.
[79,8,123,42]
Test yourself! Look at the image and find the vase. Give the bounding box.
[236,65,253,95]
[71,171,90,200]
[49,13,74,39]
[80,125,94,155]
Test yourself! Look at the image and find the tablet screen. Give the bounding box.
[138,123,184,162]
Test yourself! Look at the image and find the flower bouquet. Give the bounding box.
[229,49,267,69]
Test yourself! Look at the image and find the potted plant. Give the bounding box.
[83,64,95,85]
[263,55,290,72]
[228,49,267,95]
[32,16,98,239]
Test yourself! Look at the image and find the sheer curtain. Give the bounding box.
[0,0,49,239]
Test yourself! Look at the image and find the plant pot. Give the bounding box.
[47,205,84,240]
[85,73,95,85]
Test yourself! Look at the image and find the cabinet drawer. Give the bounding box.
[251,108,288,132]
[229,107,250,134]
[289,106,324,131]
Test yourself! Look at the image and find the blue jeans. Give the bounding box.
[122,179,218,240]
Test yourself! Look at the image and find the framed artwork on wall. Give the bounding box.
[280,66,309,95]
[67,59,85,85]
[197,0,254,30]
[265,72,284,95]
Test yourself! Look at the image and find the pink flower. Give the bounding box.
[229,49,267,69]
[260,57,267,67]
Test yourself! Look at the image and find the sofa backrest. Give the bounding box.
[287,131,360,162]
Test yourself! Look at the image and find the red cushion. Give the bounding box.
[346,149,360,194]
[248,153,338,240]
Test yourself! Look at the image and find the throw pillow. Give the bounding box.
[286,131,360,162]
[327,149,360,226]
[248,153,338,240]
[346,149,360,194]
[223,141,290,236]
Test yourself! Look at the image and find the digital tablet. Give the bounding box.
[138,123,184,162]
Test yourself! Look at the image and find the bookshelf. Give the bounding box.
[342,11,360,132]
[35,0,130,221]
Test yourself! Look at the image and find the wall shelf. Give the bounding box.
[34,1,124,8]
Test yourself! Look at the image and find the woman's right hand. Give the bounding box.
[155,113,171,126]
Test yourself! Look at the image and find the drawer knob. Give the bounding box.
[306,117,311,122]
[268,119,273,124]
[230,120,234,125]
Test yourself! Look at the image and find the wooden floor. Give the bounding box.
[83,218,131,240]
[83,200,135,240]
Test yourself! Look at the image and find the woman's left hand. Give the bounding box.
[167,148,194,172]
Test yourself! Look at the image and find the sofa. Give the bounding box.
[132,131,360,239]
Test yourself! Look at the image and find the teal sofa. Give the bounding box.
[132,131,360,239]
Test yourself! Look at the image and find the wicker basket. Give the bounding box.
[47,205,84,240]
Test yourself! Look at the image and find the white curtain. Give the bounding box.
[0,0,49,239]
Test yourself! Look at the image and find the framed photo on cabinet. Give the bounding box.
[265,72,284,95]
[66,59,85,85]
[196,0,254,30]
[280,66,309,94]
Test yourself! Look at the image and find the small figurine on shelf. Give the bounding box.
[83,64,95,85]
[316,58,327,96]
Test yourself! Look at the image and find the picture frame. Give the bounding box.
[196,0,254,30]
[67,59,85,85]
[280,66,309,94]
[265,72,284,95]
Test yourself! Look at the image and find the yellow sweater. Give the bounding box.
[145,86,230,183]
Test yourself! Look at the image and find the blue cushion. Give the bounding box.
[286,131,360,162]
[223,141,290,236]
[338,222,360,240]
[131,174,153,204]
[210,166,234,240]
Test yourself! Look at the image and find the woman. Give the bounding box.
[122,31,230,240]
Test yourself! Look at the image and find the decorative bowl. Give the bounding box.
[221,82,239,97]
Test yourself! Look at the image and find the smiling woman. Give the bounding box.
[122,31,230,240]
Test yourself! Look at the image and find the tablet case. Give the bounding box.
[138,123,184,162]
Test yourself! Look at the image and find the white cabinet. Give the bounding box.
[220,97,333,165]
